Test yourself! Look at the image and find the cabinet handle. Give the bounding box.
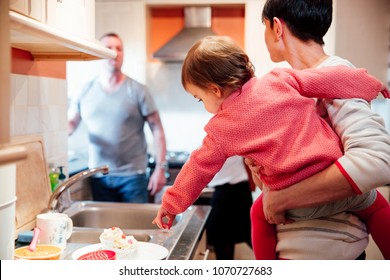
[200,249,210,260]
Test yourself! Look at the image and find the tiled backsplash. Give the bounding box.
[10,74,69,175]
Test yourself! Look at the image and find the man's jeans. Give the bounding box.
[90,174,148,203]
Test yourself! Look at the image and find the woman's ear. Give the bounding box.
[273,17,284,40]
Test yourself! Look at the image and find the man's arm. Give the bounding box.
[68,111,81,136]
[146,111,167,195]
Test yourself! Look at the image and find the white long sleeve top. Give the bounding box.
[319,56,390,194]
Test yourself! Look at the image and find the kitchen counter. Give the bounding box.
[64,151,212,260]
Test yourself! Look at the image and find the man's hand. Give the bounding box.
[152,206,176,230]
[147,168,166,195]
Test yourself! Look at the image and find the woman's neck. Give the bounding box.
[284,38,328,70]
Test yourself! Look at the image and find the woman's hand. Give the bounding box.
[152,206,176,230]
[262,187,290,224]
[244,158,293,224]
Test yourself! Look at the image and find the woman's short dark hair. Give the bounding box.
[262,0,332,45]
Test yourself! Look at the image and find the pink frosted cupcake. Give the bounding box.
[99,227,138,259]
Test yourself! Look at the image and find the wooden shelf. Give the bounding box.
[9,11,116,61]
[0,145,27,166]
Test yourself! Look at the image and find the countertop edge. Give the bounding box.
[167,205,211,260]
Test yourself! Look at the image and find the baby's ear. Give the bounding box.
[208,84,223,98]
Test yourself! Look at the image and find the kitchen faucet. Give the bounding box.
[46,165,109,212]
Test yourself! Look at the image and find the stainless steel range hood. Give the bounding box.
[153,7,217,62]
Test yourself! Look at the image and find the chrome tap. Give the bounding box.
[47,165,109,212]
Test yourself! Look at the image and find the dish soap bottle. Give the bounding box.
[57,166,72,210]
[49,167,59,192]
[58,166,66,185]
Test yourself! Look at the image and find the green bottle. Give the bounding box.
[49,168,59,192]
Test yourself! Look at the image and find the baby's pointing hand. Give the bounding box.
[152,207,176,230]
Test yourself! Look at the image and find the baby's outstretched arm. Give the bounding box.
[277,66,389,101]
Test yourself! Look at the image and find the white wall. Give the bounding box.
[333,0,390,134]
[334,0,389,83]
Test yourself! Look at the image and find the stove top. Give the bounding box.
[148,151,190,168]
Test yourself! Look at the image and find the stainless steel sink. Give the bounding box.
[62,201,211,260]
[68,229,151,244]
[64,202,181,230]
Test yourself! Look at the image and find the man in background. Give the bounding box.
[68,33,167,203]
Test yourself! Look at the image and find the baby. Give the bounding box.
[152,36,390,259]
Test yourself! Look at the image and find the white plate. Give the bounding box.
[72,242,169,260]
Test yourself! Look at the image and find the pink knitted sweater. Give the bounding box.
[162,66,388,215]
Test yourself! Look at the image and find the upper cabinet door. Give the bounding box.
[46,0,95,41]
[9,0,114,61]
[10,0,45,22]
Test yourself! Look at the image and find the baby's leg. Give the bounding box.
[355,190,390,259]
[250,194,277,259]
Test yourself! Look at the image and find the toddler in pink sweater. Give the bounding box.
[152,36,390,258]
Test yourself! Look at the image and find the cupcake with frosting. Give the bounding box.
[99,227,138,258]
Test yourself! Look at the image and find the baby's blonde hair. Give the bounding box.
[182,36,255,94]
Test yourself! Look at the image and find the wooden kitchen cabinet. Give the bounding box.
[192,230,210,260]
[10,0,95,41]
[9,0,115,61]
[46,0,95,41]
[10,0,45,22]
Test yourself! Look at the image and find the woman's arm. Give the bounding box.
[261,164,355,224]
[245,156,356,224]
[326,98,390,193]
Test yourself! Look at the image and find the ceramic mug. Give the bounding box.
[36,213,73,249]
